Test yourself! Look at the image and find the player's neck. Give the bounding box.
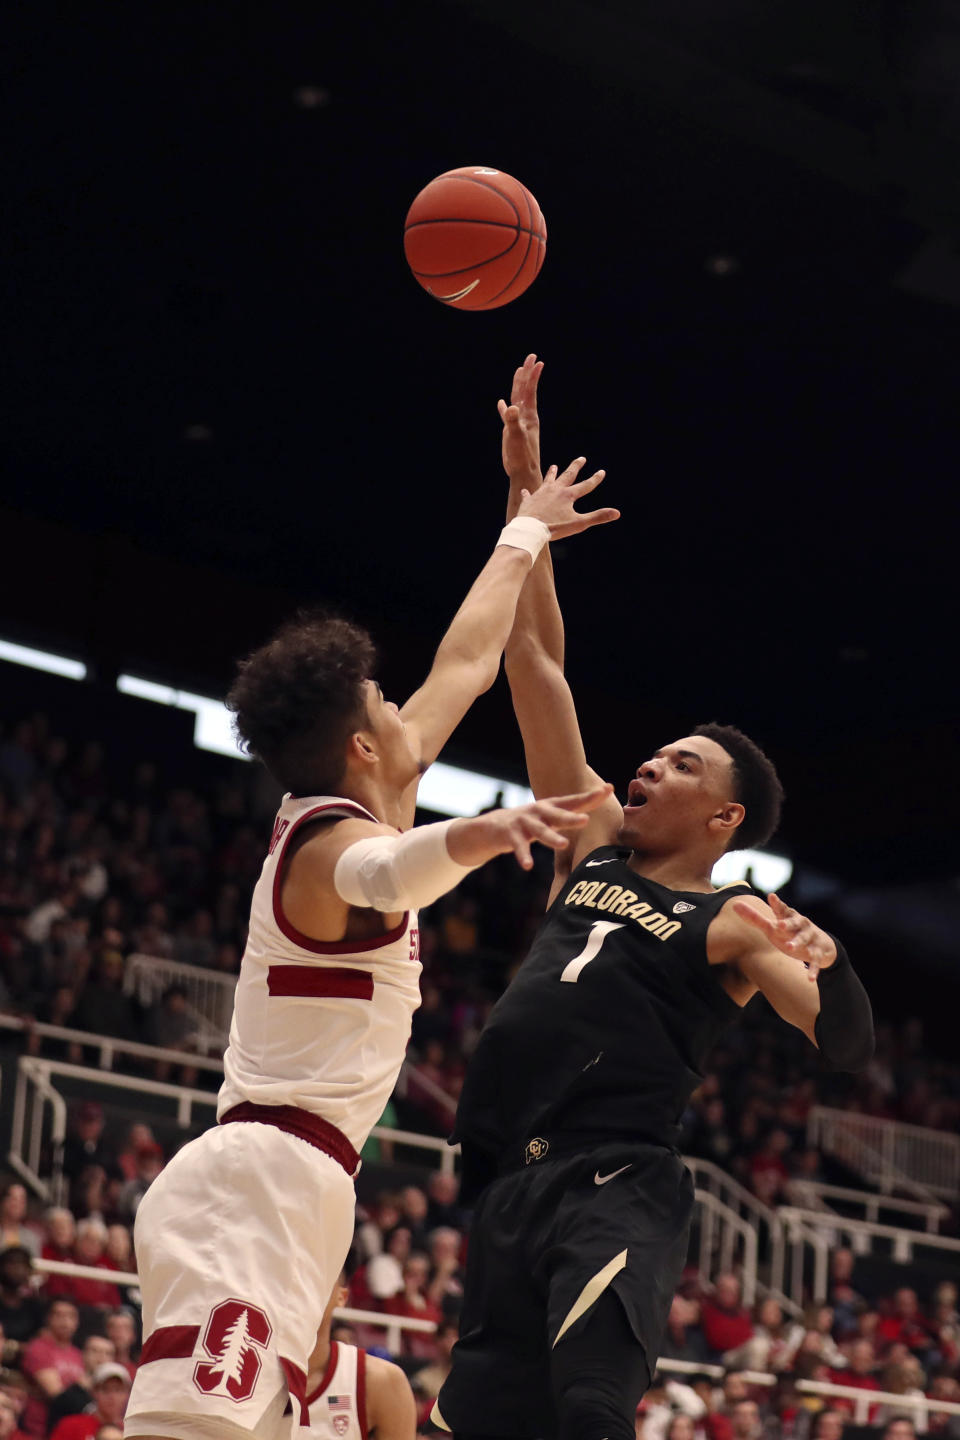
[338,774,405,830]
[626,850,718,893]
[306,1333,332,1387]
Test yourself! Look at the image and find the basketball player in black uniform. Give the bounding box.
[435,357,874,1440]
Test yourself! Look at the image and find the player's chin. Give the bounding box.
[616,806,648,844]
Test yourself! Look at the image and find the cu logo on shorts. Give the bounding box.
[193,1297,272,1403]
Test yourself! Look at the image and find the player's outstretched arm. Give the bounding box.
[282,784,614,941]
[722,893,874,1070]
[366,1354,417,1440]
[501,355,624,869]
[398,454,617,791]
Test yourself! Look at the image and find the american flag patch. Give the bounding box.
[328,1396,349,1408]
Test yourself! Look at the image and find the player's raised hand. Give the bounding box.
[448,784,615,871]
[732,893,838,980]
[517,456,619,539]
[498,352,544,485]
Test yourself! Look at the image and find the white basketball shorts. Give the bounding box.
[125,1119,355,1440]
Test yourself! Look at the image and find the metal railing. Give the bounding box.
[656,1362,960,1426]
[809,1104,960,1201]
[693,1188,759,1306]
[785,1177,949,1232]
[30,1257,437,1355]
[686,1157,799,1313]
[124,953,235,1050]
[778,1205,960,1304]
[7,1056,461,1200]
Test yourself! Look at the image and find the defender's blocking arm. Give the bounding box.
[501,355,624,872]
[398,451,616,828]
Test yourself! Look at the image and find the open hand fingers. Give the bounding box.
[566,468,606,498]
[572,507,621,530]
[732,899,777,936]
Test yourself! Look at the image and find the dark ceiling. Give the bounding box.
[3,0,959,887]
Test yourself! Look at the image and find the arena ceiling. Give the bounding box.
[3,0,959,890]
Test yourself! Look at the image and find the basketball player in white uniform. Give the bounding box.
[124,455,619,1440]
[302,1277,415,1440]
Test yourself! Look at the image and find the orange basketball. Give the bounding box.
[403,166,547,311]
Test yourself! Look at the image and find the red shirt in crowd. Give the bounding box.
[49,1414,107,1440]
[19,1334,86,1436]
[828,1368,881,1422]
[877,1314,930,1351]
[700,1298,754,1354]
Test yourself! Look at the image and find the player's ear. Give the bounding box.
[709,801,744,841]
[347,729,378,768]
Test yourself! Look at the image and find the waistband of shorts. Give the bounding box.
[499,1129,680,1176]
[218,1102,360,1177]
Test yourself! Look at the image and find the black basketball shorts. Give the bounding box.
[436,1141,694,1438]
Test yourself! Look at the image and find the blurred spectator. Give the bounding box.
[0,1249,44,1346]
[0,1372,29,1440]
[146,987,199,1083]
[44,1336,114,1435]
[747,1129,791,1205]
[660,1295,709,1365]
[829,1250,867,1338]
[61,1109,117,1191]
[811,1409,847,1440]
[116,1145,164,1224]
[68,949,136,1047]
[48,1364,130,1440]
[874,1359,928,1430]
[40,1210,76,1300]
[425,1173,463,1233]
[639,1374,707,1440]
[19,1299,84,1436]
[56,1223,120,1310]
[830,1338,881,1421]
[103,1310,137,1379]
[878,1291,931,1356]
[398,1188,430,1251]
[701,1275,753,1358]
[0,1189,38,1260]
[725,1298,805,1373]
[382,1255,442,1358]
[116,1125,157,1183]
[425,1228,464,1316]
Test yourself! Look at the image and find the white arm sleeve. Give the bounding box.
[333,819,477,912]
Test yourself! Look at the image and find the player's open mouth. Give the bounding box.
[626,781,647,808]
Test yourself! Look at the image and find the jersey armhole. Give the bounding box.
[272,807,409,956]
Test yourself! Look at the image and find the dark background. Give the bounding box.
[3,3,958,971]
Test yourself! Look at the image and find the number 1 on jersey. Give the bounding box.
[560,920,625,983]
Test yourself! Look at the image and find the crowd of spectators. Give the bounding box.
[4,714,960,1436]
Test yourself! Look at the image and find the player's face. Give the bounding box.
[364,681,419,784]
[619,736,740,852]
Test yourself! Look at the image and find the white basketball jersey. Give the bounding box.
[218,794,422,1152]
[304,1342,367,1440]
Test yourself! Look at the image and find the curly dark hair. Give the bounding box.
[693,722,784,851]
[226,613,376,796]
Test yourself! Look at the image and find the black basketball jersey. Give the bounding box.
[453,845,759,1189]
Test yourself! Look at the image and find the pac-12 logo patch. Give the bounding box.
[672,901,696,914]
[193,1298,272,1403]
[524,1137,549,1165]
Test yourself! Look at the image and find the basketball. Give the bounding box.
[403,166,547,311]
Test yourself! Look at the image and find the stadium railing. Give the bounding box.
[809,1104,960,1202]
[25,1256,960,1417]
[9,1056,760,1302]
[784,1178,948,1233]
[777,1204,960,1303]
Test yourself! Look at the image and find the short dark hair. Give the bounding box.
[693,722,784,850]
[226,613,376,796]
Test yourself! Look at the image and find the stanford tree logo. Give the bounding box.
[193,1298,272,1403]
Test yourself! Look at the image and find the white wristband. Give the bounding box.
[495,516,551,562]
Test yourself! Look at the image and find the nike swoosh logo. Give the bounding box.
[585,858,615,868]
[594,1164,632,1186]
[435,278,480,302]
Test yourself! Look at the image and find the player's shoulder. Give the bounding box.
[364,1351,416,1422]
